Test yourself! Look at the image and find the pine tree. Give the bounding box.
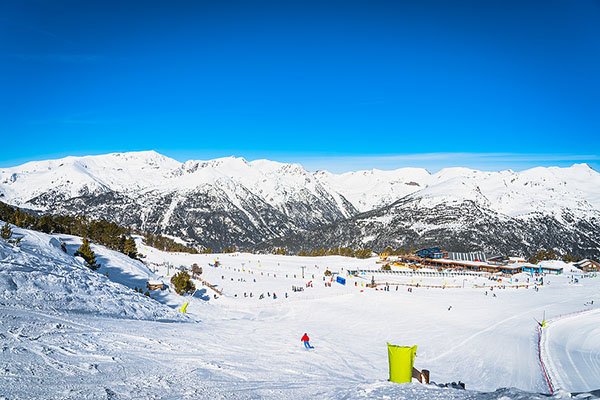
[75,238,99,270]
[37,215,54,233]
[122,237,138,259]
[0,222,12,240]
[170,271,195,295]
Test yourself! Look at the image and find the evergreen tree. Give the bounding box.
[170,271,196,295]
[0,222,12,240]
[37,215,55,233]
[122,237,138,259]
[75,238,99,270]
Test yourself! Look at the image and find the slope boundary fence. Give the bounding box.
[537,307,597,394]
[348,269,486,278]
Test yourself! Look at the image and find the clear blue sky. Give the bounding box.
[1,0,599,172]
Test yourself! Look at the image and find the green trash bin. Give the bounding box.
[387,343,417,383]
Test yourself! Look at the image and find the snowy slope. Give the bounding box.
[544,308,600,393]
[0,151,180,205]
[0,223,184,320]
[1,224,600,399]
[314,167,431,212]
[407,164,600,219]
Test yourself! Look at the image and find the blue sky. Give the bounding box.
[1,0,599,172]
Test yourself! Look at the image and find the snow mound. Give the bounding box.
[0,224,185,321]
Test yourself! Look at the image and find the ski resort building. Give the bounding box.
[397,255,524,274]
[508,257,527,263]
[146,280,165,290]
[416,248,448,259]
[521,264,563,275]
[447,251,489,262]
[575,259,600,272]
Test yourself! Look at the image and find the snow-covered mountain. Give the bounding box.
[258,165,600,257]
[1,151,599,256]
[0,151,357,249]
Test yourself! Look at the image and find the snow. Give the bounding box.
[314,167,431,212]
[0,224,184,321]
[3,151,599,224]
[0,151,181,207]
[1,225,599,398]
[544,309,600,393]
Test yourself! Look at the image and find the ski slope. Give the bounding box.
[544,309,600,393]
[1,224,599,399]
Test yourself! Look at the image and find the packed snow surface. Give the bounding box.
[544,309,600,392]
[1,224,599,399]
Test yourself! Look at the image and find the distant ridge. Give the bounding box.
[1,151,599,257]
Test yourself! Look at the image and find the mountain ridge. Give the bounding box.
[1,151,599,256]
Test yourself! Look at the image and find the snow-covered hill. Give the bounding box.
[1,151,599,255]
[0,222,184,320]
[2,223,600,399]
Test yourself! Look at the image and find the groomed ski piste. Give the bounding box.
[1,223,599,399]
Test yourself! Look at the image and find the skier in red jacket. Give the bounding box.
[301,333,313,349]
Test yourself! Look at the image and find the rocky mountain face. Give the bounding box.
[1,151,599,257]
[254,197,600,258]
[0,151,357,250]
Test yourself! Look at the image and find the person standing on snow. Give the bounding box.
[301,333,313,349]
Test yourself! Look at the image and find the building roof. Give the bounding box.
[576,259,598,266]
[521,264,563,271]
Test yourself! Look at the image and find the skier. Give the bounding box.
[301,333,313,349]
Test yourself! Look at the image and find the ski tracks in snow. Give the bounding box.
[541,308,600,393]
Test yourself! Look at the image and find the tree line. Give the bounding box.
[0,201,204,260]
[142,233,199,254]
[527,249,583,264]
[296,247,373,259]
[0,201,138,256]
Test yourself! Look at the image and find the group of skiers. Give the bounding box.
[243,291,289,300]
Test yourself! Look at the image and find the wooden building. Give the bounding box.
[146,280,165,290]
[575,259,600,272]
